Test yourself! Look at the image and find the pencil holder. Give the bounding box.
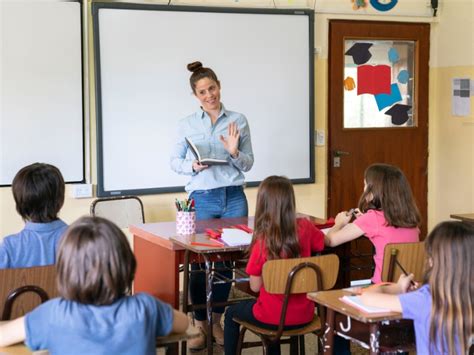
[176,211,196,235]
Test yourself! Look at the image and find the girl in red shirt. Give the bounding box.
[224,176,325,355]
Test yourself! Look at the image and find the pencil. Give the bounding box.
[394,259,416,286]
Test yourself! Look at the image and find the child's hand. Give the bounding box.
[335,211,352,227]
[397,273,415,293]
[353,208,363,218]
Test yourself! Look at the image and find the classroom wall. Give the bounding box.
[1,0,473,238]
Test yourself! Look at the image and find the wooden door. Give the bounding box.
[328,21,429,282]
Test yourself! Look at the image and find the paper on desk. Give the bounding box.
[221,228,252,246]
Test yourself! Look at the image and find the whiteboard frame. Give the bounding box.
[0,0,85,186]
[92,2,314,197]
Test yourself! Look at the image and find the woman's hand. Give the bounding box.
[192,160,208,173]
[220,122,240,158]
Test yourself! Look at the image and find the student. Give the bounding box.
[0,216,189,354]
[325,163,421,283]
[170,61,254,348]
[361,221,474,355]
[0,163,67,269]
[224,176,325,355]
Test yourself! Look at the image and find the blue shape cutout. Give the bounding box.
[370,0,398,11]
[388,48,399,63]
[374,83,402,111]
[398,70,409,84]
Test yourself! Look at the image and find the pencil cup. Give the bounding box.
[176,211,196,235]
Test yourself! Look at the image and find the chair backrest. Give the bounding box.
[262,254,339,294]
[90,196,145,228]
[0,265,57,320]
[381,241,425,283]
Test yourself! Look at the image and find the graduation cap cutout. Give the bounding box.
[345,43,373,65]
[385,104,412,125]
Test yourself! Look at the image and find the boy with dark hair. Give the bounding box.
[0,163,67,268]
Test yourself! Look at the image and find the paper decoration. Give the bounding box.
[388,47,399,63]
[452,78,471,116]
[345,43,373,65]
[344,76,356,91]
[357,65,391,95]
[370,0,398,12]
[397,70,409,84]
[385,104,411,125]
[352,0,368,10]
[374,83,402,110]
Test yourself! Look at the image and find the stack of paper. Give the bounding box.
[340,295,391,314]
[220,228,252,246]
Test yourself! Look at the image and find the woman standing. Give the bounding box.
[170,61,254,349]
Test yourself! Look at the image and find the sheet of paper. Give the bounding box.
[221,228,252,246]
[452,78,471,116]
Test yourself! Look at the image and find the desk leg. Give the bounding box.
[323,308,335,354]
[133,235,180,308]
[369,323,380,355]
[203,254,214,355]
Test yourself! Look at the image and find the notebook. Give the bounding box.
[340,295,391,314]
[220,228,252,246]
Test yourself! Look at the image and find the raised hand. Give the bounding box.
[219,122,240,158]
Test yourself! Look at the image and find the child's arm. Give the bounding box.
[0,316,26,347]
[170,310,189,334]
[249,275,263,293]
[360,274,415,313]
[325,211,364,247]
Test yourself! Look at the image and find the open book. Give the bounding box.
[340,295,391,314]
[220,228,252,246]
[185,137,228,166]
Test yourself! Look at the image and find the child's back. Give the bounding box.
[0,163,67,269]
[25,293,173,355]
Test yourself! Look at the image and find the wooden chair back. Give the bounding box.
[0,265,57,320]
[381,242,425,283]
[90,196,145,228]
[262,254,339,294]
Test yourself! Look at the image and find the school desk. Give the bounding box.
[307,289,415,354]
[450,213,474,224]
[0,344,47,355]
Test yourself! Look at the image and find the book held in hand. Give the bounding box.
[185,137,228,166]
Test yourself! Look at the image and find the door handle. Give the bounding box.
[334,150,350,157]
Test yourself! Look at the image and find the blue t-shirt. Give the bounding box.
[0,219,68,269]
[25,293,174,355]
[399,284,460,354]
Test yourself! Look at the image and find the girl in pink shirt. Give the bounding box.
[325,163,421,283]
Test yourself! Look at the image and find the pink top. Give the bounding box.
[246,218,325,325]
[354,210,419,283]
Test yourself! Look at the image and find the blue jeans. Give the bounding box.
[189,185,248,320]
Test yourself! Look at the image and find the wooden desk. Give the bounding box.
[0,345,47,355]
[308,289,414,354]
[450,213,474,224]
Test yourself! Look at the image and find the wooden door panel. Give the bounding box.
[328,21,430,284]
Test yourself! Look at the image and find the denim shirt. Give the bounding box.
[170,104,254,193]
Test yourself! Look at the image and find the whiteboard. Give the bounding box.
[93,3,314,196]
[0,0,84,185]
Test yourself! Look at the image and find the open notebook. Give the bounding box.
[220,228,252,246]
[340,295,391,314]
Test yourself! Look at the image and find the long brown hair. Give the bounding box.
[358,163,420,228]
[187,61,220,94]
[424,221,473,354]
[250,176,300,260]
[57,216,136,306]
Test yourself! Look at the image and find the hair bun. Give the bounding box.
[187,61,203,73]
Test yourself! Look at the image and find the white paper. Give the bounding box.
[221,228,252,246]
[452,78,471,117]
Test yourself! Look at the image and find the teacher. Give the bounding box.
[170,61,254,349]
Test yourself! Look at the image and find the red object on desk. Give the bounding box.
[206,225,253,239]
[190,240,225,248]
[314,217,335,229]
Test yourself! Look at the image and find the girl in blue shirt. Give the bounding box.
[0,216,188,354]
[170,61,254,349]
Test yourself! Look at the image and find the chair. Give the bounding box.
[381,241,425,283]
[234,254,339,355]
[0,265,57,320]
[90,196,145,228]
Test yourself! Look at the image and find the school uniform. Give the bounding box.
[0,219,67,269]
[25,293,174,355]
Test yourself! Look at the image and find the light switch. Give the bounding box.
[315,130,325,146]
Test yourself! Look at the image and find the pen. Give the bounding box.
[394,259,416,286]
